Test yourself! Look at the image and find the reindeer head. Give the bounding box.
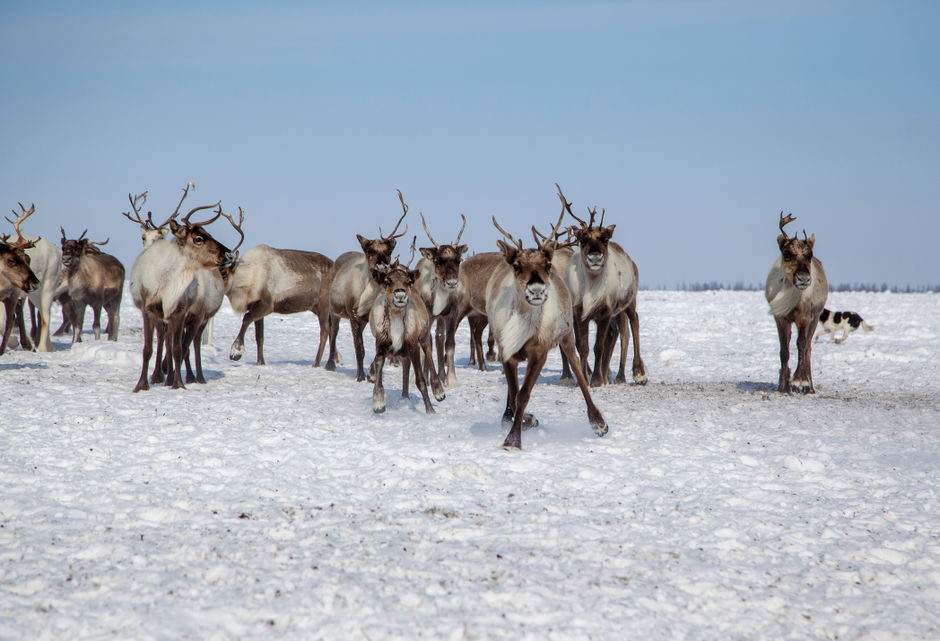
[122,191,170,247]
[2,203,40,293]
[419,212,467,292]
[358,189,409,277]
[60,228,109,269]
[494,212,563,308]
[556,184,614,273]
[162,183,244,270]
[776,211,816,291]
[380,258,419,309]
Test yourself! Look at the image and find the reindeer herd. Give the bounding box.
[1,183,829,449]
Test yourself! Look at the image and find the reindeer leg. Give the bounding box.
[434,317,445,381]
[485,326,497,363]
[774,317,792,394]
[421,334,446,402]
[72,303,87,344]
[150,321,166,384]
[312,307,329,368]
[372,350,387,413]
[793,318,817,394]
[351,317,368,382]
[614,312,629,384]
[14,298,33,351]
[230,311,255,361]
[168,318,187,390]
[409,343,436,414]
[502,349,548,450]
[134,313,155,392]
[443,312,458,389]
[401,351,410,398]
[590,317,609,387]
[0,298,15,355]
[324,312,340,371]
[182,322,197,384]
[91,305,102,341]
[106,299,120,341]
[560,331,607,437]
[575,315,591,380]
[626,302,647,385]
[193,322,207,384]
[255,317,266,365]
[501,358,520,436]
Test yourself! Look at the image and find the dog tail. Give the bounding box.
[861,321,874,332]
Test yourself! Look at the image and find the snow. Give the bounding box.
[1,289,938,640]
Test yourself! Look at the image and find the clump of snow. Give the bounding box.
[1,289,937,639]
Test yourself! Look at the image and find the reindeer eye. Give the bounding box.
[193,236,204,245]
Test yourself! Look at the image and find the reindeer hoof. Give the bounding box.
[522,413,538,430]
[324,360,336,372]
[502,436,522,451]
[592,420,609,437]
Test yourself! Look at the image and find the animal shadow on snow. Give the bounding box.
[0,361,47,372]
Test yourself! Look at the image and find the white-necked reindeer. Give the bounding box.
[765,212,827,394]
[369,246,445,414]
[327,189,409,381]
[121,192,169,249]
[0,207,40,354]
[129,183,239,392]
[485,214,607,450]
[226,239,335,367]
[558,185,647,387]
[416,212,467,388]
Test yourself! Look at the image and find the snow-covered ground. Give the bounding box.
[1,289,937,640]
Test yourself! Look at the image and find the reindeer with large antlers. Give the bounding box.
[765,211,827,394]
[0,204,40,354]
[326,189,409,381]
[122,191,169,248]
[128,182,240,391]
[558,184,647,387]
[369,241,446,413]
[415,212,468,388]
[484,212,608,450]
[59,228,125,343]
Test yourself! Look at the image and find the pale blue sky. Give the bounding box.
[2,1,937,287]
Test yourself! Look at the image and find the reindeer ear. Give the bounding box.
[496,239,518,264]
[356,234,369,250]
[419,247,435,261]
[807,233,815,249]
[408,269,420,284]
[602,224,616,241]
[777,234,789,250]
[169,219,185,238]
[457,244,468,257]
[541,245,555,263]
[158,227,169,239]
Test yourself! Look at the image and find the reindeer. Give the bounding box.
[179,208,245,384]
[416,212,468,388]
[455,251,505,370]
[59,228,125,343]
[484,214,608,450]
[129,183,238,392]
[0,208,40,354]
[557,184,647,387]
[226,234,335,367]
[765,212,827,394]
[370,247,446,414]
[326,189,408,381]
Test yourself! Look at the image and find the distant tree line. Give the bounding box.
[643,282,940,293]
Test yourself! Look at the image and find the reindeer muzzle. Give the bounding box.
[375,262,391,274]
[794,271,812,290]
[392,290,409,307]
[26,277,40,293]
[524,282,548,306]
[444,278,459,291]
[221,251,239,269]
[585,251,605,272]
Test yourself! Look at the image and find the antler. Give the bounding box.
[556,183,587,227]
[182,202,223,227]
[121,192,152,227]
[4,202,38,249]
[406,235,417,268]
[454,213,466,245]
[90,237,110,247]
[218,206,246,253]
[492,216,524,250]
[778,211,797,237]
[379,189,409,240]
[419,212,439,248]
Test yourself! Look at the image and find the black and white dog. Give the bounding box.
[816,308,874,343]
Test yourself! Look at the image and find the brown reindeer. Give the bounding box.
[60,228,125,343]
[226,237,334,367]
[455,251,505,370]
[369,250,445,414]
[765,212,828,394]
[129,183,238,391]
[557,184,647,387]
[0,205,40,354]
[327,189,409,380]
[416,212,468,388]
[486,215,607,450]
